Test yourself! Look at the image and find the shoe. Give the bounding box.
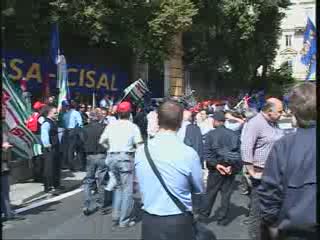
[83,208,91,216]
[217,218,229,226]
[241,218,250,225]
[100,207,112,215]
[119,221,136,228]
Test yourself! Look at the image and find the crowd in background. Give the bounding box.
[2,83,317,240]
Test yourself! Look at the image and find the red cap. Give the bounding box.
[117,101,132,113]
[33,101,46,110]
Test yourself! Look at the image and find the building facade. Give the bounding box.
[274,0,316,81]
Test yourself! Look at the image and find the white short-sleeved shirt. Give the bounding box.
[99,119,142,152]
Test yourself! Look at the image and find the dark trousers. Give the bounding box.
[142,211,194,240]
[248,177,262,240]
[32,155,44,182]
[63,129,86,171]
[83,154,108,211]
[43,146,61,191]
[199,171,235,219]
[1,173,13,218]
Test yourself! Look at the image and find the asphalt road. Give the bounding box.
[3,178,250,240]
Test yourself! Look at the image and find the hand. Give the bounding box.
[216,164,227,175]
[2,142,13,150]
[225,166,232,175]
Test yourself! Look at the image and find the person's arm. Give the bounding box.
[41,122,51,147]
[240,120,259,177]
[75,111,83,127]
[204,132,218,169]
[257,142,284,226]
[99,126,109,149]
[190,151,204,194]
[134,125,144,147]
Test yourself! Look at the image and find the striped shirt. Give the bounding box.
[241,112,283,169]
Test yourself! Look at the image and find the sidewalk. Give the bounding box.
[10,170,86,209]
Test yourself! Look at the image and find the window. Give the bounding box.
[286,60,293,73]
[285,35,292,47]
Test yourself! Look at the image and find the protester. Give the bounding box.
[82,111,110,216]
[99,94,112,108]
[78,103,89,125]
[198,111,242,226]
[99,101,143,228]
[135,100,204,240]
[62,100,84,171]
[1,105,25,222]
[86,105,92,117]
[197,109,213,137]
[40,105,61,193]
[177,109,204,213]
[258,83,317,240]
[241,98,284,240]
[146,106,159,139]
[27,101,46,182]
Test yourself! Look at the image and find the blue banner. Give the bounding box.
[2,50,129,97]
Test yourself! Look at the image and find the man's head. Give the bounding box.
[200,110,208,121]
[158,100,183,131]
[117,101,132,119]
[70,100,78,109]
[183,110,192,122]
[100,108,108,118]
[261,98,283,122]
[212,111,225,128]
[288,83,316,128]
[79,104,86,112]
[43,105,58,120]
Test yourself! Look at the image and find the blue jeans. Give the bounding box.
[83,154,107,211]
[106,152,134,226]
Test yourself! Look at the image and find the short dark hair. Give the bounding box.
[118,111,130,120]
[288,83,316,128]
[41,105,56,117]
[158,100,183,131]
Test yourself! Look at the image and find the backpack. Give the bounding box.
[26,112,40,133]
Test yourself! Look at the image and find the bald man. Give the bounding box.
[241,98,284,240]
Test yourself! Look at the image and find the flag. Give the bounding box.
[300,18,316,80]
[2,71,41,160]
[57,55,70,110]
[50,23,60,65]
[42,73,51,98]
[92,91,96,109]
[123,78,150,103]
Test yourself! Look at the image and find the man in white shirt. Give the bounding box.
[99,101,143,228]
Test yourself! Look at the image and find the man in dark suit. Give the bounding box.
[198,111,242,226]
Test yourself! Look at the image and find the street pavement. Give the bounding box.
[3,177,250,240]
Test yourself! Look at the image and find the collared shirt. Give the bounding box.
[99,119,142,152]
[41,121,51,147]
[63,109,83,129]
[241,112,283,169]
[135,131,204,216]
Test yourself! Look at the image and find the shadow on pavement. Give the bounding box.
[207,203,248,224]
[18,201,62,217]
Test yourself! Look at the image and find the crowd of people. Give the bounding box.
[2,83,317,240]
